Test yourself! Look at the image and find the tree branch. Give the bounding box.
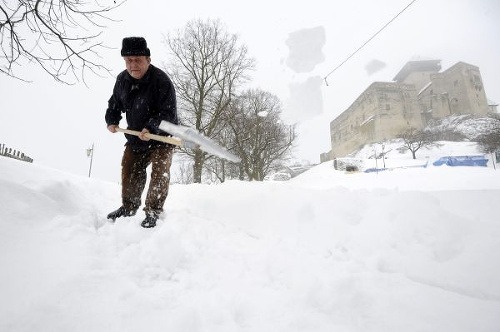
[0,0,125,84]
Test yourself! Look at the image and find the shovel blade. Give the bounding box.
[159,121,241,163]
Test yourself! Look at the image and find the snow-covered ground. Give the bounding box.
[1,142,500,332]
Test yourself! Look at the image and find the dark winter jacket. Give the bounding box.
[105,64,178,150]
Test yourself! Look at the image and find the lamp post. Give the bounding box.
[86,143,94,178]
[381,143,386,168]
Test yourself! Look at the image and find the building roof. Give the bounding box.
[393,60,442,82]
[442,61,479,74]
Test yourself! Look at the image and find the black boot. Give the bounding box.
[107,206,136,221]
[141,212,159,228]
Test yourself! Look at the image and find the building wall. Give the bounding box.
[330,82,421,158]
[418,62,489,121]
[326,61,490,160]
[401,70,440,92]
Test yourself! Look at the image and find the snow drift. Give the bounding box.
[1,148,500,331]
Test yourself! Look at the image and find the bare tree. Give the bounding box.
[0,0,124,84]
[227,89,296,181]
[476,116,500,154]
[202,128,242,183]
[171,159,194,184]
[398,127,440,159]
[163,18,255,183]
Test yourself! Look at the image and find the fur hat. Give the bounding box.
[121,37,151,57]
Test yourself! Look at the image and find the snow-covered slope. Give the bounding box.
[427,114,499,140]
[1,145,500,331]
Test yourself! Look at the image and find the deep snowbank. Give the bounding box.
[1,156,500,331]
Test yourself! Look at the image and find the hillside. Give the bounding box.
[427,114,499,140]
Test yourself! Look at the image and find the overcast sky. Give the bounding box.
[1,0,499,182]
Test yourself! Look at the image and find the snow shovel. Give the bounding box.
[115,125,241,163]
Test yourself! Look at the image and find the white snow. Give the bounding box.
[1,142,500,331]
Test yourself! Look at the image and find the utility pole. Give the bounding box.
[87,143,94,178]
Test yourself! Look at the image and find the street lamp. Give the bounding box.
[86,143,94,178]
[381,143,386,168]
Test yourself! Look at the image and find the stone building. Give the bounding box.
[322,60,490,162]
[417,61,489,122]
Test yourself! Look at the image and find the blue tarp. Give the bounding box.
[364,163,428,173]
[432,155,488,167]
[364,168,389,173]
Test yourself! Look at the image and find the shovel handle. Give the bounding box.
[115,127,182,146]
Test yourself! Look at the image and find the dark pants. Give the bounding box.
[121,144,174,215]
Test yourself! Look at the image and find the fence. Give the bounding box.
[0,143,33,163]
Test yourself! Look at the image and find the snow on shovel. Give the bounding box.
[159,121,241,163]
[115,123,240,163]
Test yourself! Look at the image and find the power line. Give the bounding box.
[323,0,419,86]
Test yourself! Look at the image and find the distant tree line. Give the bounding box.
[475,114,500,155]
[397,114,500,160]
[0,144,33,163]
